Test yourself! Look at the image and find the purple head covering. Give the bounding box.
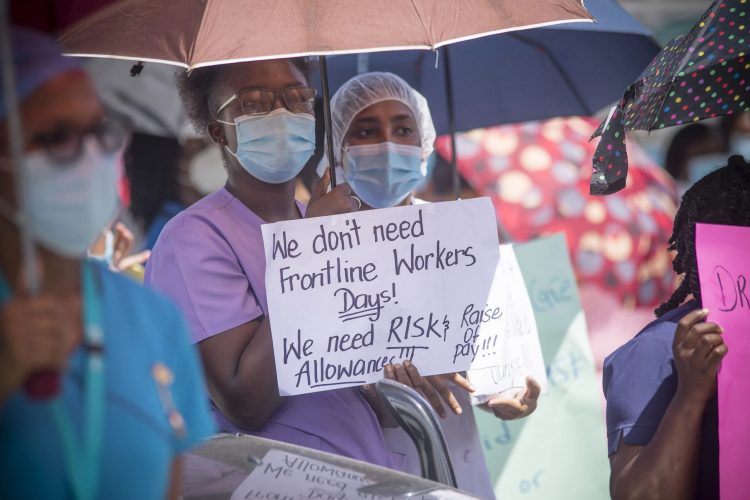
[0,27,82,120]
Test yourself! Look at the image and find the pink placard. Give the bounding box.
[696,223,750,500]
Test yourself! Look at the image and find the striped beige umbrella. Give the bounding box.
[59,0,591,69]
[57,0,592,189]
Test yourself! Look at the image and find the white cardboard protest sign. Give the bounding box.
[230,449,475,500]
[467,244,547,403]
[230,449,371,500]
[262,198,542,396]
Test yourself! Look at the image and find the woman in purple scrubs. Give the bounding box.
[145,59,403,468]
[603,156,750,500]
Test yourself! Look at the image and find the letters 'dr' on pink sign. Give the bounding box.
[696,223,750,500]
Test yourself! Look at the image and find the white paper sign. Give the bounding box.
[262,198,539,396]
[466,245,548,403]
[230,449,371,500]
[230,449,476,500]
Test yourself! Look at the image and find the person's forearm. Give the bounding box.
[231,319,282,428]
[208,319,283,430]
[612,390,706,500]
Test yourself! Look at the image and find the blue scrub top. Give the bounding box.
[145,200,185,251]
[0,264,216,499]
[603,299,719,500]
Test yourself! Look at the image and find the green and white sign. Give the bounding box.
[476,233,610,500]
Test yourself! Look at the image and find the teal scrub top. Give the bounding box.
[0,263,216,499]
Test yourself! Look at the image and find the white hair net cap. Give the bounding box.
[319,72,436,176]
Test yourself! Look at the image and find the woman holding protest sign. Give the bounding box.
[604,155,750,500]
[322,71,541,498]
[144,59,403,469]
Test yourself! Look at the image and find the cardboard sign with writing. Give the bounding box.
[475,234,610,499]
[261,198,527,395]
[696,223,750,500]
[467,244,548,402]
[230,449,369,500]
[230,449,475,500]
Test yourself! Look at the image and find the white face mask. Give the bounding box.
[0,137,121,258]
[188,144,227,195]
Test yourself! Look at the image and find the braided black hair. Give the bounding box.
[656,155,750,316]
[176,58,316,133]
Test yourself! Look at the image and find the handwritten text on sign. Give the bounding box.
[230,449,371,500]
[467,244,547,403]
[230,449,473,500]
[696,223,750,500]
[262,198,510,395]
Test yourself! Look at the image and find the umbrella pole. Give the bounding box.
[319,56,337,188]
[441,47,513,243]
[441,46,460,200]
[0,1,40,294]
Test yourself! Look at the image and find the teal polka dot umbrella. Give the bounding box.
[590,0,750,195]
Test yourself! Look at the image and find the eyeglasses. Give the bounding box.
[215,86,317,119]
[31,116,128,165]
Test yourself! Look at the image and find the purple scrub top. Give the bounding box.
[603,300,718,499]
[145,188,401,470]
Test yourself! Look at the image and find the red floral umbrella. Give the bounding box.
[435,116,678,308]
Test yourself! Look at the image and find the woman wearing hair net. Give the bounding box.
[323,72,541,498]
[322,72,435,208]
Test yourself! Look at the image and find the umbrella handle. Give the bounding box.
[0,3,60,400]
[0,0,39,294]
[441,46,460,201]
[440,46,514,241]
[319,56,337,189]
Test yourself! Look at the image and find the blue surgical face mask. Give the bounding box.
[0,136,120,258]
[225,108,315,184]
[343,142,425,209]
[686,153,729,184]
[416,151,438,191]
